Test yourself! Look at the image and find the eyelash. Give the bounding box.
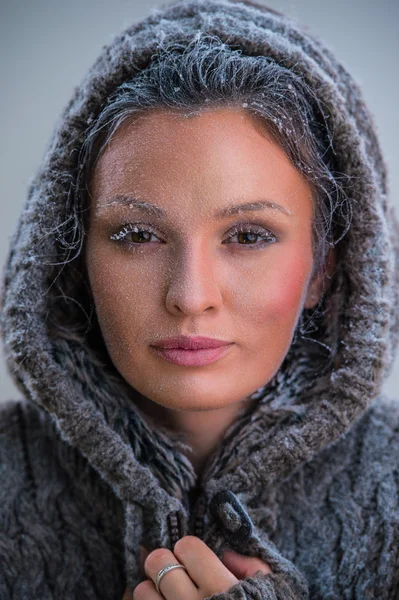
[109,221,278,250]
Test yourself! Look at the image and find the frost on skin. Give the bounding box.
[84,107,332,478]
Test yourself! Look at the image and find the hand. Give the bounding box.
[126,535,272,599]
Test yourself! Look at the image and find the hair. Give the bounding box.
[46,26,353,373]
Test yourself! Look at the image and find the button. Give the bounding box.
[209,490,253,546]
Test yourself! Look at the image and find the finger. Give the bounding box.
[144,547,198,600]
[132,578,162,600]
[221,549,272,578]
[173,536,238,595]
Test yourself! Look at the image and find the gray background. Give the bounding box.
[1,0,398,400]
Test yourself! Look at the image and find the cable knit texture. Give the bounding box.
[1,0,399,598]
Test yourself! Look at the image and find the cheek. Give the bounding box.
[239,249,311,328]
[85,245,154,354]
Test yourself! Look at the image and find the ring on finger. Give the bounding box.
[155,563,187,594]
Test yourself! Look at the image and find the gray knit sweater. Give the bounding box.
[1,0,399,598]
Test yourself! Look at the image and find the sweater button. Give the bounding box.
[209,490,253,546]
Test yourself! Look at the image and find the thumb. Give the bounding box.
[221,549,272,579]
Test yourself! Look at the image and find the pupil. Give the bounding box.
[239,232,257,244]
[132,231,151,243]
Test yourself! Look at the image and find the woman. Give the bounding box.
[1,0,398,598]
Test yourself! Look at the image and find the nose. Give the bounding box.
[164,243,223,316]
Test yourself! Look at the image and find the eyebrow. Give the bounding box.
[95,194,292,218]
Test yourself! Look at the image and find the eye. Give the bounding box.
[110,223,162,245]
[223,222,277,248]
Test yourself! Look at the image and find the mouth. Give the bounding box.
[151,335,232,350]
[150,344,234,367]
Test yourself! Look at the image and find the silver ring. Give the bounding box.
[155,563,187,594]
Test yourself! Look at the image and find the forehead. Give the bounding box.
[89,107,313,219]
[92,106,286,177]
[92,107,264,171]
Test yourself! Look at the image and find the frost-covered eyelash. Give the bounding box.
[109,224,154,241]
[225,223,277,244]
[109,222,277,246]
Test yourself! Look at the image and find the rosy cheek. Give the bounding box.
[240,251,311,326]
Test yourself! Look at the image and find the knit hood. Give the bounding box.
[1,0,399,589]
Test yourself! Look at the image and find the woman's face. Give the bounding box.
[85,107,323,413]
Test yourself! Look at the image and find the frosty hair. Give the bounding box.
[48,28,353,366]
[78,34,351,273]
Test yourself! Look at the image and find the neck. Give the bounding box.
[131,392,256,480]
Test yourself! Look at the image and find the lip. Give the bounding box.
[151,335,232,350]
[150,344,233,367]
